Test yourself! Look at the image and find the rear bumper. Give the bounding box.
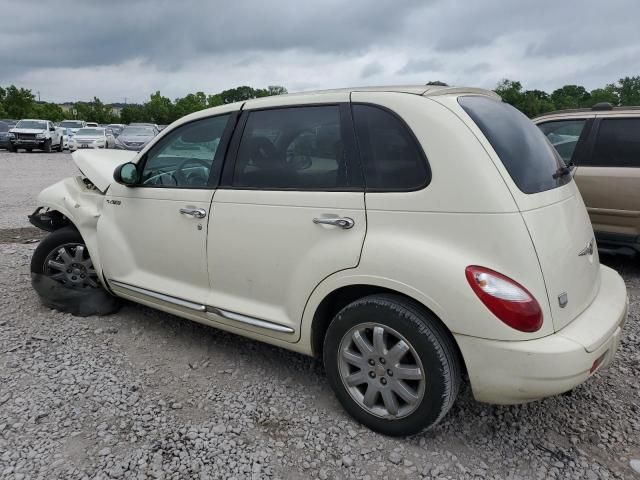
[456,265,628,404]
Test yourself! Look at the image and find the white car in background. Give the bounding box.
[86,122,99,128]
[68,127,114,151]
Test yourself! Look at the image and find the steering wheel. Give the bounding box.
[174,158,211,186]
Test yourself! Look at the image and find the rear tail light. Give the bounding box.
[465,266,543,332]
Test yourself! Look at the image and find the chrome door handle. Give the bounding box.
[313,217,355,229]
[179,207,207,219]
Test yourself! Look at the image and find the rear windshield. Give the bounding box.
[459,96,570,194]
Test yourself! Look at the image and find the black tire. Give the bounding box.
[323,294,461,436]
[26,148,32,152]
[8,144,16,152]
[43,139,52,153]
[30,226,121,316]
[57,139,63,152]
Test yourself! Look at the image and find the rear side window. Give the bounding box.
[233,106,352,190]
[352,104,429,191]
[537,119,586,163]
[592,118,640,167]
[459,96,569,194]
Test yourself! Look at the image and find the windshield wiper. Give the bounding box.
[552,161,575,179]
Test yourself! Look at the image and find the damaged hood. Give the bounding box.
[72,149,138,193]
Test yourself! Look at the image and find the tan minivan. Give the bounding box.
[535,104,640,254]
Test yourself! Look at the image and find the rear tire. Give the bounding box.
[30,227,121,316]
[323,294,461,436]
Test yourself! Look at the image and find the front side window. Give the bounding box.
[352,104,429,191]
[592,118,640,167]
[459,95,570,194]
[141,114,230,188]
[537,119,587,163]
[232,106,351,190]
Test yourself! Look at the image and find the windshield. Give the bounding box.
[59,121,85,128]
[121,127,154,136]
[458,96,570,194]
[16,120,47,129]
[76,128,104,136]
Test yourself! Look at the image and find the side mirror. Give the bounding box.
[49,126,56,132]
[114,162,139,186]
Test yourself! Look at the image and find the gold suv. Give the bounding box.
[535,104,640,255]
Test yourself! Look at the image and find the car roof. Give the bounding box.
[534,105,640,122]
[170,85,498,128]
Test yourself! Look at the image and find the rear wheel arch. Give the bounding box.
[309,284,465,373]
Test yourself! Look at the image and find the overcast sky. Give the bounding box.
[2,0,639,103]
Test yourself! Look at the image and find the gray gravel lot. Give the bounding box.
[1,151,639,479]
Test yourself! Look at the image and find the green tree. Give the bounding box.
[494,79,525,107]
[172,92,208,120]
[120,104,145,124]
[521,89,556,117]
[265,85,288,96]
[2,85,35,118]
[614,76,640,106]
[550,85,591,109]
[30,102,65,122]
[143,91,174,124]
[589,85,619,106]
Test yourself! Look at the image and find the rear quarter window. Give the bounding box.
[459,96,570,194]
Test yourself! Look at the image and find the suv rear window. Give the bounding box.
[591,118,640,167]
[459,96,570,194]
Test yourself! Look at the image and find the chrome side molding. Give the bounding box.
[207,307,295,334]
[109,280,207,312]
[108,280,295,334]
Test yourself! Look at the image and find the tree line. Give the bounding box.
[0,85,288,124]
[1,77,639,124]
[494,76,640,117]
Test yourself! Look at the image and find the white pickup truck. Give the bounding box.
[9,119,64,153]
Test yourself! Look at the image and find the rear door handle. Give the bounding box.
[179,207,207,219]
[313,217,355,229]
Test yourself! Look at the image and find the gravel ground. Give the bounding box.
[1,151,639,479]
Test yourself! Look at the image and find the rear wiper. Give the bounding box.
[552,161,575,179]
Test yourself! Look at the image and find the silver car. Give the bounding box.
[114,125,158,151]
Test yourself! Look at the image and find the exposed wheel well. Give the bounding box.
[29,207,73,232]
[310,285,465,374]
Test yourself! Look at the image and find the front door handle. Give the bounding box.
[313,217,355,229]
[179,207,207,219]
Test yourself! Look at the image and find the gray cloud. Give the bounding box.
[361,62,384,78]
[1,0,639,103]
[397,58,442,75]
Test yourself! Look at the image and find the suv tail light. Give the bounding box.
[465,266,543,332]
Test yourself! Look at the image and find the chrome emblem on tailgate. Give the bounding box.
[578,239,594,257]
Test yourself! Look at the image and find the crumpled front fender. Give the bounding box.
[34,176,106,282]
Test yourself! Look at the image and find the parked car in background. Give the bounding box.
[9,119,64,152]
[28,85,627,436]
[59,120,87,134]
[0,119,17,128]
[535,103,640,255]
[0,121,11,150]
[106,123,125,137]
[86,122,99,128]
[113,125,158,151]
[69,127,114,151]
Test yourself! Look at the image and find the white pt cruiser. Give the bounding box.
[29,85,628,436]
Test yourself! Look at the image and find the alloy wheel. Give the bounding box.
[338,323,426,419]
[43,242,99,289]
